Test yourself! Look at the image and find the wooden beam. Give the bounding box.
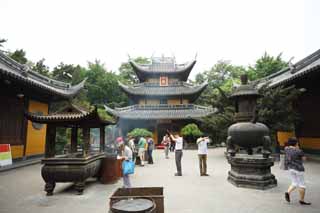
[71,127,78,153]
[45,125,56,158]
[100,126,105,152]
[82,127,90,157]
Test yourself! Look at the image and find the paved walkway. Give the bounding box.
[0,148,320,213]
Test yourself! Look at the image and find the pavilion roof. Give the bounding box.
[257,49,320,88]
[130,59,196,82]
[119,81,207,101]
[104,104,216,120]
[25,104,115,126]
[0,51,85,99]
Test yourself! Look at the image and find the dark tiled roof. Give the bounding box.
[119,81,207,100]
[258,49,320,88]
[0,51,85,99]
[130,60,196,81]
[104,104,216,120]
[25,105,114,125]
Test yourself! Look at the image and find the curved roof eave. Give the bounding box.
[0,51,86,99]
[118,81,208,99]
[129,60,196,81]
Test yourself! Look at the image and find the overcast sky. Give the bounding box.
[1,0,320,79]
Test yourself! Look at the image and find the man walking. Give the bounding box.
[197,136,210,176]
[170,132,183,176]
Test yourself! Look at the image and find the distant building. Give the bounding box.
[0,51,85,161]
[261,49,320,154]
[105,56,214,144]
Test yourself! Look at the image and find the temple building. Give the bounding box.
[105,56,214,144]
[0,51,85,161]
[261,49,320,154]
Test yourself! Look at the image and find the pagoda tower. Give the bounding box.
[105,56,214,144]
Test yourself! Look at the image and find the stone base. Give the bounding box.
[227,154,277,190]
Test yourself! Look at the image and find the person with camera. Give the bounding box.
[197,136,210,176]
[168,130,183,176]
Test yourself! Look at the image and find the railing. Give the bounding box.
[133,82,193,87]
[115,104,213,111]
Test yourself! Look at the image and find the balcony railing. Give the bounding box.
[115,104,214,112]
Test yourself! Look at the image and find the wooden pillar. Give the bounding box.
[100,126,105,152]
[45,125,56,158]
[82,127,90,157]
[71,127,78,153]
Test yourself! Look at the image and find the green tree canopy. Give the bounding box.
[118,57,150,84]
[32,58,50,76]
[127,128,153,138]
[9,49,28,64]
[247,52,288,80]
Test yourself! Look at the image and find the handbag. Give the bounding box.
[122,160,135,175]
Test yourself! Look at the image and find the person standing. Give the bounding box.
[170,132,183,176]
[161,133,171,159]
[147,136,154,164]
[284,138,311,205]
[119,142,133,188]
[138,136,146,166]
[197,136,210,176]
[128,136,136,161]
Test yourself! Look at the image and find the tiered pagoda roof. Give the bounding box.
[106,55,214,120]
[130,57,196,81]
[258,49,320,88]
[0,51,85,100]
[104,104,215,120]
[119,81,208,102]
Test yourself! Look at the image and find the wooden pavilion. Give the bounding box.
[261,49,320,154]
[24,104,115,195]
[0,51,85,161]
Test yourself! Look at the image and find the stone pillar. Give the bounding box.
[71,127,78,153]
[100,126,105,152]
[83,127,90,157]
[45,125,56,158]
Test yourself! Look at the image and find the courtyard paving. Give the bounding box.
[0,148,320,213]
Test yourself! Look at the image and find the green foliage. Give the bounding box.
[52,63,82,83]
[97,108,115,122]
[0,38,7,47]
[196,52,298,146]
[127,128,153,138]
[118,57,150,84]
[9,49,28,64]
[84,60,128,107]
[181,123,203,138]
[257,85,303,132]
[32,58,50,77]
[247,52,288,80]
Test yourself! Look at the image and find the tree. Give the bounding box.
[0,38,7,48]
[84,60,128,107]
[127,128,153,138]
[257,84,303,135]
[118,57,150,84]
[52,62,83,83]
[247,52,288,80]
[9,49,28,64]
[32,58,50,76]
[181,123,203,143]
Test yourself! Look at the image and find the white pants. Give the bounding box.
[138,148,145,165]
[289,169,306,188]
